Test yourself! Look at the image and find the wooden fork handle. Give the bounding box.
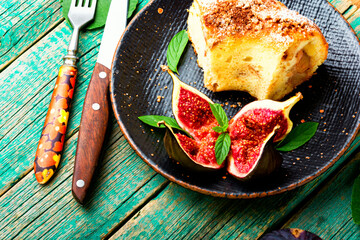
[34,65,77,184]
[72,62,110,204]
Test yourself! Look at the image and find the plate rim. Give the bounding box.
[110,0,360,198]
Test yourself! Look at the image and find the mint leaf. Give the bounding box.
[215,133,231,165]
[352,175,360,224]
[276,122,319,152]
[210,103,228,128]
[128,0,139,18]
[167,30,189,74]
[62,0,111,30]
[213,126,224,133]
[213,125,228,133]
[138,115,182,131]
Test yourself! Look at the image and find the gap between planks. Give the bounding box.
[256,141,360,239]
[1,0,360,238]
[0,17,64,72]
[0,114,118,198]
[101,179,170,240]
[281,153,360,239]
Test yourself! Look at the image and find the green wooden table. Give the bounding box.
[1,0,360,239]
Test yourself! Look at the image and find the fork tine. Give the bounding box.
[90,0,98,9]
[83,0,90,7]
[71,0,77,8]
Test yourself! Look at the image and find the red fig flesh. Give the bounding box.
[163,69,223,170]
[227,93,302,180]
[161,66,302,178]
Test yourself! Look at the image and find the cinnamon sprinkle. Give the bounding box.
[197,0,317,48]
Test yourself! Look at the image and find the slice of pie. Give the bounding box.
[187,0,328,100]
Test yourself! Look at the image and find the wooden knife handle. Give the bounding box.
[34,65,77,184]
[72,62,110,204]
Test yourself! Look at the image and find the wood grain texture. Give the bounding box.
[283,153,360,239]
[0,0,63,70]
[329,0,360,35]
[0,0,360,239]
[110,137,360,239]
[344,5,358,19]
[0,1,170,238]
[0,22,102,195]
[0,117,167,239]
[329,0,353,13]
[73,62,110,204]
[348,9,360,35]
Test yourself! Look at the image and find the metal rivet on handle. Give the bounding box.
[99,72,107,79]
[76,180,85,188]
[92,103,100,111]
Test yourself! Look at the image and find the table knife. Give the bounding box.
[72,0,128,204]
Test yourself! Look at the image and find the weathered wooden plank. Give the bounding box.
[110,137,360,240]
[0,1,171,238]
[0,0,63,70]
[0,0,359,239]
[0,117,168,239]
[344,5,359,18]
[348,8,360,35]
[0,22,101,128]
[136,0,151,13]
[0,0,154,197]
[329,0,353,13]
[283,153,360,239]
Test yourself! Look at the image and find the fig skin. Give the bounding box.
[159,121,222,172]
[260,228,322,240]
[227,93,302,180]
[227,127,283,181]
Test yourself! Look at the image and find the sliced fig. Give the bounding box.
[162,68,223,170]
[159,121,220,171]
[227,126,283,180]
[168,69,217,138]
[227,93,302,180]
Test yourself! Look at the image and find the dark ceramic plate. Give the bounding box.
[110,0,360,198]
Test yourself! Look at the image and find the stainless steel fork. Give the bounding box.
[65,0,97,66]
[34,0,97,184]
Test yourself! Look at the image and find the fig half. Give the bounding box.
[227,126,283,181]
[159,121,220,171]
[162,68,223,171]
[227,93,302,180]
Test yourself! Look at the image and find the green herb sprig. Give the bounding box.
[166,30,189,74]
[275,122,319,152]
[138,115,182,132]
[209,103,231,165]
